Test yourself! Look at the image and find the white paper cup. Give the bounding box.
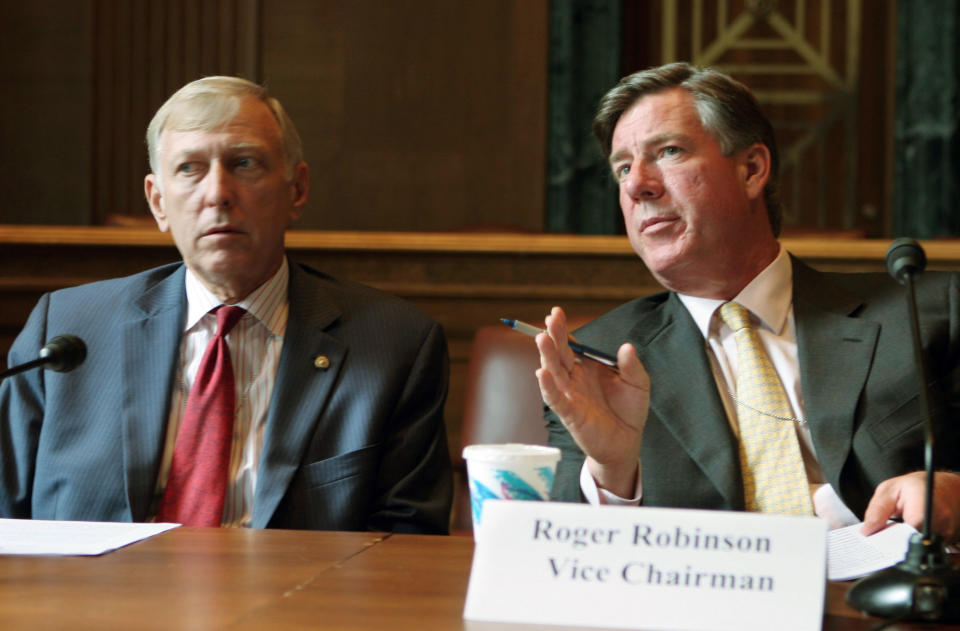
[462,443,561,534]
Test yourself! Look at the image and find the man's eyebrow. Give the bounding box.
[609,148,631,165]
[226,142,267,152]
[168,148,206,163]
[609,132,695,165]
[168,142,268,163]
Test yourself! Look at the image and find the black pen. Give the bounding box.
[500,318,619,369]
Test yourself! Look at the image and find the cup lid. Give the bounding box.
[462,443,561,462]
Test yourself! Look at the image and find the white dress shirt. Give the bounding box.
[581,247,860,528]
[154,259,289,527]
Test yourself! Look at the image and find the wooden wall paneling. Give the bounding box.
[3,1,547,232]
[240,0,261,79]
[0,2,93,224]
[6,227,960,464]
[92,0,264,224]
[0,227,652,463]
[260,0,548,233]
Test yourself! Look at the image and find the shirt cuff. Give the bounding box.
[813,483,860,529]
[580,459,643,506]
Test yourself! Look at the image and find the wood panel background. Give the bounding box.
[5,226,960,465]
[0,0,548,233]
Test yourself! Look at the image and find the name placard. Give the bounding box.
[463,501,826,631]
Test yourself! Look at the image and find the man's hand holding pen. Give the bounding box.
[534,306,651,499]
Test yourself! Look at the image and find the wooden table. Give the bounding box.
[0,527,955,630]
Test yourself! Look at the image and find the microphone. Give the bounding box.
[847,239,960,622]
[886,237,927,284]
[0,335,87,380]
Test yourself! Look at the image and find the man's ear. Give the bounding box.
[741,143,771,200]
[287,161,310,225]
[144,174,169,232]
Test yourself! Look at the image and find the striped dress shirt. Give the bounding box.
[154,259,289,527]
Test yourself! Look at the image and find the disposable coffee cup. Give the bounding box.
[462,443,561,535]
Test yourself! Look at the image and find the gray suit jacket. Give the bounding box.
[548,257,960,518]
[0,259,452,533]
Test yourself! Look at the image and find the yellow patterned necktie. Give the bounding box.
[718,301,812,515]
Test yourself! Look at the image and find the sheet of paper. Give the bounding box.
[827,521,915,581]
[0,518,179,556]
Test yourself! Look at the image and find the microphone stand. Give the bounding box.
[846,243,960,622]
[0,356,52,380]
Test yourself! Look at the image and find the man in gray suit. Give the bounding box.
[0,76,452,533]
[537,63,960,540]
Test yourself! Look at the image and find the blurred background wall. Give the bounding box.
[0,0,956,237]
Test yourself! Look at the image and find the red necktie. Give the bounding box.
[156,306,246,526]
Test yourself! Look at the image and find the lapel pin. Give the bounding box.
[313,355,331,370]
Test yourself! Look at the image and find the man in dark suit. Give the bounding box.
[536,62,960,539]
[0,76,452,533]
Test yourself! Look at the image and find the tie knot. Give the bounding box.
[214,306,246,338]
[718,301,752,332]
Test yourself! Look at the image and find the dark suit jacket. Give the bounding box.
[0,259,452,533]
[548,257,960,519]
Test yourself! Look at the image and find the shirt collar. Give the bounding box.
[184,258,289,336]
[677,246,793,338]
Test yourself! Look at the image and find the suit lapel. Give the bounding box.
[252,262,345,528]
[792,258,879,489]
[630,294,743,508]
[121,266,187,521]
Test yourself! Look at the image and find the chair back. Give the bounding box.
[452,318,593,532]
[461,326,548,448]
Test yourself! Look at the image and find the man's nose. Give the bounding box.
[203,162,235,208]
[622,160,664,201]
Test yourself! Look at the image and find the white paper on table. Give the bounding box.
[0,518,179,556]
[827,521,916,581]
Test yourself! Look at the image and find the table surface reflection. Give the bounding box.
[0,527,956,630]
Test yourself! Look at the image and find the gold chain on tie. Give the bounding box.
[718,301,812,515]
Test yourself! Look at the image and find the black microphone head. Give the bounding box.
[38,335,87,373]
[886,238,927,285]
